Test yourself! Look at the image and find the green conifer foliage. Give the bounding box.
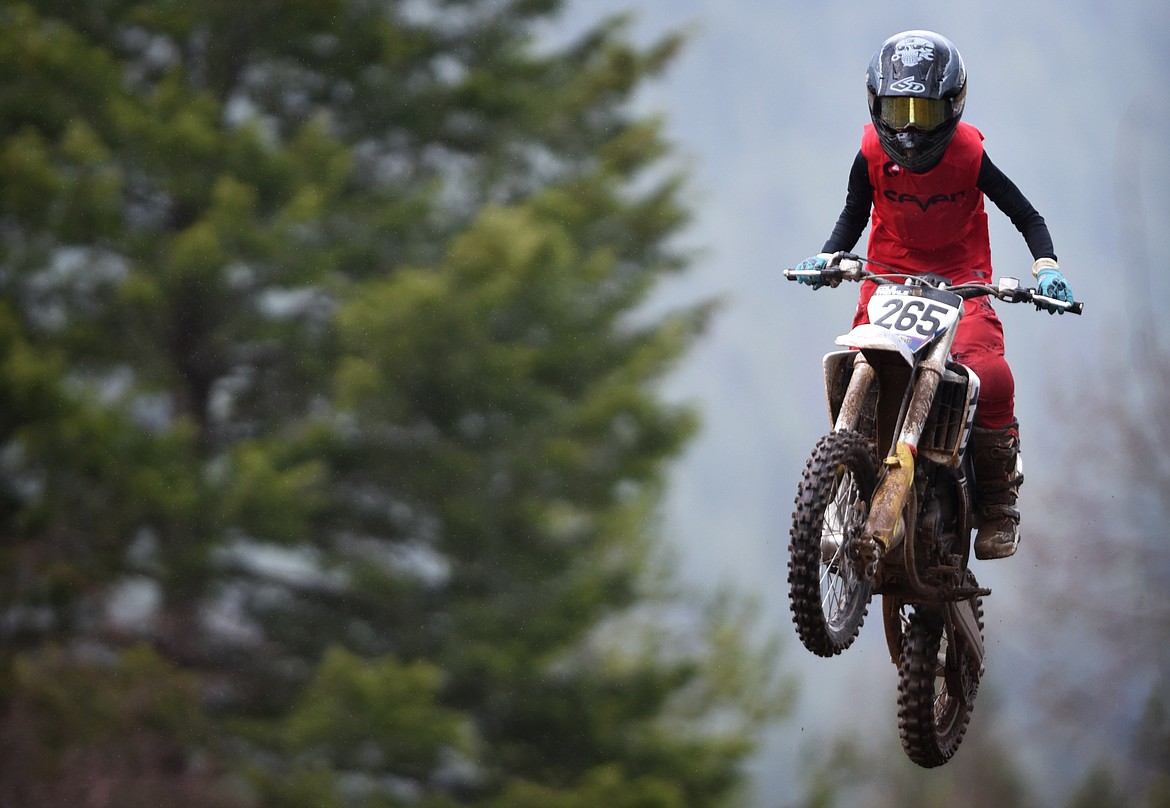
[0,2,788,805]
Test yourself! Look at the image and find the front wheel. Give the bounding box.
[788,430,877,657]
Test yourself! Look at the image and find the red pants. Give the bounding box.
[853,287,1015,429]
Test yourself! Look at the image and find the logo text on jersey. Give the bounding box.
[882,189,968,212]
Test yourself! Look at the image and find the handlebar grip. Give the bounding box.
[1032,294,1084,315]
[784,267,844,287]
[784,268,836,281]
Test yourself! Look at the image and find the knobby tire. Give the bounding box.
[896,597,983,768]
[788,430,877,657]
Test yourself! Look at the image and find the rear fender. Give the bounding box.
[946,598,985,671]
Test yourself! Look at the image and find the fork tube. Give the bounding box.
[833,352,875,433]
[862,334,955,563]
[896,335,951,451]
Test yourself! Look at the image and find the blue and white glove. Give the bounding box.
[795,253,833,288]
[1032,258,1073,314]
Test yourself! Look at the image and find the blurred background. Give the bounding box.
[554,0,1170,805]
[1,1,1167,806]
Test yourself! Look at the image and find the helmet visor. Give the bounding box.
[876,96,949,131]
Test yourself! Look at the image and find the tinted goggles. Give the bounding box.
[876,96,949,131]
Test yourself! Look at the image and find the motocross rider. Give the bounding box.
[795,30,1074,560]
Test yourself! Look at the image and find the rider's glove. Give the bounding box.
[795,253,833,288]
[1032,258,1073,314]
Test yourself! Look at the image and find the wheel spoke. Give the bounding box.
[818,469,865,627]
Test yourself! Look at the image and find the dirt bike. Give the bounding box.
[782,252,1082,768]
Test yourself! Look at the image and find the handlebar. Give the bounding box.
[783,253,1084,315]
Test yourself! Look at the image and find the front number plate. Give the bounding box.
[867,287,961,352]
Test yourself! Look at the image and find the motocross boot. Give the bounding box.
[970,420,1024,560]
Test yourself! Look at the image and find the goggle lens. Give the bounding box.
[877,96,949,131]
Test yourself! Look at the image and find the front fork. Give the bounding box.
[838,340,950,577]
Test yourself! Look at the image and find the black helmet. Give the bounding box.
[866,31,967,172]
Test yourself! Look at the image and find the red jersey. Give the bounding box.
[862,121,991,284]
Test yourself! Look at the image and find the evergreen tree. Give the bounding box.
[0,1,789,805]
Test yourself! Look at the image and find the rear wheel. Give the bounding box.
[788,430,877,657]
[896,600,983,767]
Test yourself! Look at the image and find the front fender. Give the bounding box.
[834,324,915,365]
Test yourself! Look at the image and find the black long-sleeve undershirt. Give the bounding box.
[821,150,1057,262]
